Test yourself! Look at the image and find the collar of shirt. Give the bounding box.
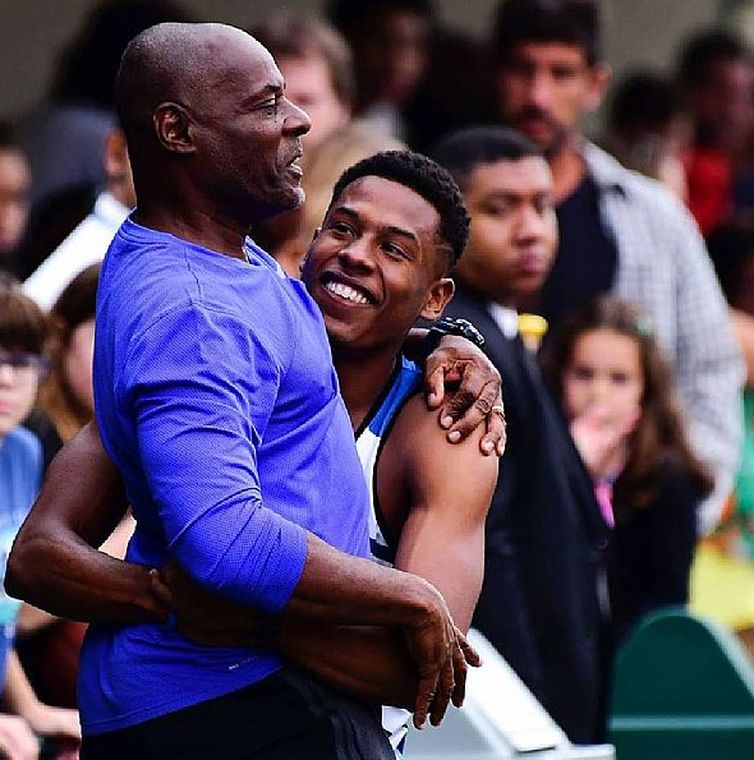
[486,302,519,339]
[93,191,131,228]
[242,236,286,279]
[581,141,628,197]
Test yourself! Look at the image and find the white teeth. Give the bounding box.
[325,280,369,305]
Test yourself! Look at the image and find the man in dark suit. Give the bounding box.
[431,126,610,743]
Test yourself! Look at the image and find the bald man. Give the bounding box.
[57,22,485,760]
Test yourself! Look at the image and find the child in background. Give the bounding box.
[543,296,713,645]
[0,274,80,757]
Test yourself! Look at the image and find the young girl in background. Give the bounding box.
[543,296,713,645]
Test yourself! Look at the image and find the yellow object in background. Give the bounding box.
[518,313,548,352]
[689,540,754,631]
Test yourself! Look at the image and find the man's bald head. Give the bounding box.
[115,22,311,228]
[115,23,273,143]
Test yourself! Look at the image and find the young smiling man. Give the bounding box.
[9,151,498,759]
[493,0,743,531]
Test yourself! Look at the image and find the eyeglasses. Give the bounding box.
[0,351,49,378]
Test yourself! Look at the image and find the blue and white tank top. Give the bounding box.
[355,354,422,758]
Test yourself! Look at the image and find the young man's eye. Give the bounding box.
[331,222,355,236]
[382,242,408,259]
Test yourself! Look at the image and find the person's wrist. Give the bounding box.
[416,317,485,363]
[392,572,442,628]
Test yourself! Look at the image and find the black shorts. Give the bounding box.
[80,666,395,760]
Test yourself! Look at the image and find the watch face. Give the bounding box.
[459,321,485,348]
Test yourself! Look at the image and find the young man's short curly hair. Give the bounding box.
[328,150,470,271]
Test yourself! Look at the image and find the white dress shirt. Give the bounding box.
[24,191,129,311]
[487,302,519,339]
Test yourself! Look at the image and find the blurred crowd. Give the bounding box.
[0,0,754,755]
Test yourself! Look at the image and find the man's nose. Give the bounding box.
[283,98,311,137]
[528,71,553,110]
[338,238,375,272]
[515,204,548,241]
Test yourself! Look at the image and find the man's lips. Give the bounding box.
[319,272,378,306]
[515,112,555,133]
[515,253,548,276]
[285,153,304,179]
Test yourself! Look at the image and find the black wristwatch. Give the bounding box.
[418,316,486,361]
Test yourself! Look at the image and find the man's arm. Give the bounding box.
[266,395,497,719]
[6,423,164,624]
[384,394,498,631]
[9,417,474,728]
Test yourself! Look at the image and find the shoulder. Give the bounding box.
[584,142,697,230]
[105,237,292,343]
[390,394,499,491]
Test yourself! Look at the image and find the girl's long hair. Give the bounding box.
[37,264,99,442]
[542,295,713,512]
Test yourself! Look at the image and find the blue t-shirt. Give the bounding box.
[80,218,370,734]
[0,426,43,684]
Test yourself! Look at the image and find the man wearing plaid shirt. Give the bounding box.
[492,0,744,530]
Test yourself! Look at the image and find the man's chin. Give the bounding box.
[258,187,305,221]
[282,186,306,211]
[515,122,568,157]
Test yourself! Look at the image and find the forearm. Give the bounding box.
[2,651,36,717]
[283,532,440,629]
[277,623,417,708]
[6,422,164,624]
[8,532,164,624]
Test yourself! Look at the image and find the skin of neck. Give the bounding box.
[132,169,254,261]
[331,337,406,432]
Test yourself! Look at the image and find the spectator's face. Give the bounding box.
[301,175,453,351]
[63,318,95,414]
[458,156,556,307]
[497,42,608,154]
[187,36,311,222]
[690,58,754,153]
[0,347,43,438]
[0,147,30,255]
[278,54,350,154]
[562,327,643,429]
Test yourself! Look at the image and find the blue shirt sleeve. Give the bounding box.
[123,301,308,614]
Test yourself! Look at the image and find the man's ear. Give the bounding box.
[153,102,196,154]
[584,62,612,113]
[420,278,455,321]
